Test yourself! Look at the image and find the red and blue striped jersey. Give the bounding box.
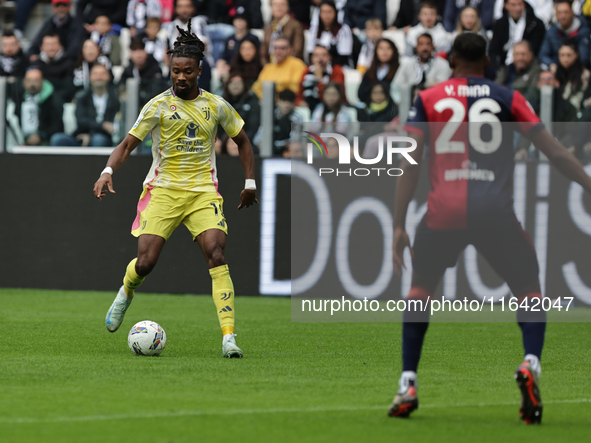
[405,76,542,230]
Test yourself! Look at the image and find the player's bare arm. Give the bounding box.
[393,132,425,275]
[93,134,142,200]
[233,128,259,210]
[531,128,591,193]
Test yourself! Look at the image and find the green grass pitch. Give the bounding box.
[2,289,590,443]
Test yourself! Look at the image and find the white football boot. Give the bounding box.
[105,286,133,332]
[222,333,243,358]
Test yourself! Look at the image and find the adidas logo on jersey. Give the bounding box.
[169,112,181,120]
[219,305,233,313]
[217,220,225,228]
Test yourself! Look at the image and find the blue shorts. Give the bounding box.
[412,214,540,294]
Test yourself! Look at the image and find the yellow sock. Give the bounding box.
[210,264,235,335]
[123,258,145,296]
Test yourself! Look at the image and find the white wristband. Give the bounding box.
[245,179,256,190]
[101,167,113,176]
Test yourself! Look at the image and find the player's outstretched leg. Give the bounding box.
[106,258,145,332]
[106,235,163,332]
[389,286,432,418]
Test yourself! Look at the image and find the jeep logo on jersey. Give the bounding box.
[305,132,418,177]
[185,123,200,139]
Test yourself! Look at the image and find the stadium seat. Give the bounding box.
[345,105,358,123]
[119,27,131,67]
[343,67,362,107]
[250,28,264,42]
[5,100,24,147]
[261,0,272,25]
[381,29,405,55]
[295,106,310,122]
[62,103,77,136]
[387,0,402,28]
[112,65,124,83]
[303,29,310,64]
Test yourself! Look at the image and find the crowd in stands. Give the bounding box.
[3,0,591,160]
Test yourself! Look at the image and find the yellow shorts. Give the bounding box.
[131,185,228,241]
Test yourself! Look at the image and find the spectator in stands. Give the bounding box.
[555,40,589,119]
[216,74,260,155]
[206,0,264,29]
[290,0,313,27]
[261,0,305,64]
[163,0,210,59]
[451,6,489,43]
[309,0,346,32]
[357,82,397,122]
[89,15,122,66]
[8,67,64,146]
[228,37,263,88]
[201,3,254,61]
[119,37,163,84]
[391,0,446,32]
[76,0,129,28]
[306,0,354,68]
[443,0,496,32]
[496,41,541,95]
[217,14,260,80]
[32,33,75,104]
[489,0,546,73]
[13,0,40,40]
[514,70,558,160]
[343,0,387,30]
[493,0,554,26]
[583,0,591,28]
[0,31,28,78]
[539,0,590,71]
[310,82,352,135]
[73,39,113,92]
[27,0,86,63]
[140,16,167,64]
[405,2,453,56]
[358,38,400,104]
[357,18,384,76]
[253,89,304,157]
[127,0,161,38]
[529,40,590,157]
[51,64,119,147]
[298,45,345,111]
[393,33,452,103]
[252,37,307,99]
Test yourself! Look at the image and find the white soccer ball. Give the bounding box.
[128,320,167,356]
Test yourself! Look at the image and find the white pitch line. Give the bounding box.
[1,398,589,425]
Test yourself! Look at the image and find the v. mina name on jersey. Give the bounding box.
[130,87,244,193]
[405,76,542,231]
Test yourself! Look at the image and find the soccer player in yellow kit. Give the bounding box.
[93,24,257,358]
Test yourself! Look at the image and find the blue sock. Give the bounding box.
[516,294,546,359]
[518,321,546,359]
[402,321,429,372]
[401,287,432,372]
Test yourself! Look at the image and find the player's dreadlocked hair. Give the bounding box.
[167,20,205,64]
